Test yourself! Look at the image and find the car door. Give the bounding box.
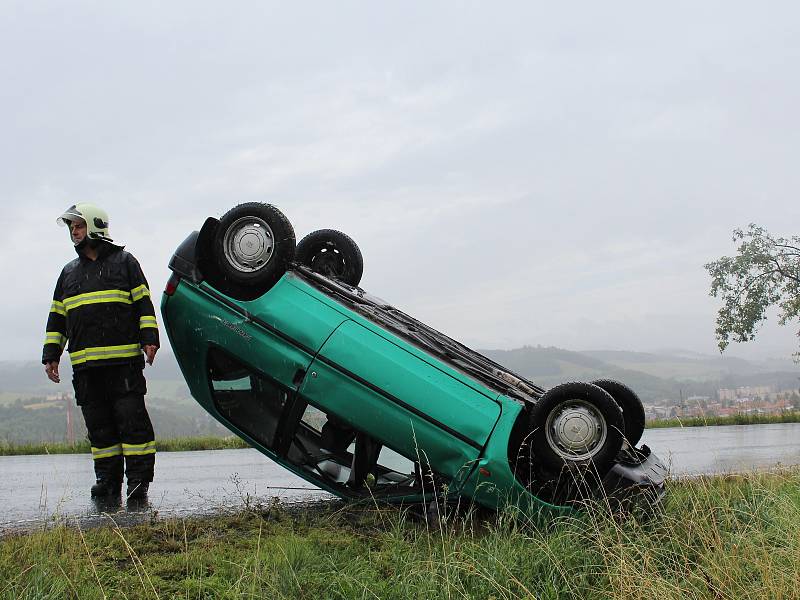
[298,320,502,484]
[180,274,353,447]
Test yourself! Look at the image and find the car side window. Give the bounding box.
[286,402,424,496]
[208,348,289,449]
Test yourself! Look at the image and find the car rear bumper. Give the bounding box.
[602,444,668,510]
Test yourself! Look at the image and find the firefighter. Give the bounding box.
[42,203,159,501]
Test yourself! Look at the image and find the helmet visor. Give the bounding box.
[57,206,85,227]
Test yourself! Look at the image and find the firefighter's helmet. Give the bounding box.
[57,203,113,244]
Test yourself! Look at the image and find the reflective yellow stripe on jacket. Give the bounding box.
[139,315,158,329]
[131,284,151,302]
[69,343,141,365]
[122,441,156,456]
[92,443,123,460]
[50,300,66,316]
[63,289,132,312]
[44,331,67,348]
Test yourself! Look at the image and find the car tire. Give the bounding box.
[295,229,363,286]
[208,203,295,300]
[529,382,624,477]
[590,379,646,447]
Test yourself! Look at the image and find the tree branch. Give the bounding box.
[741,268,781,293]
[769,258,800,284]
[728,268,781,312]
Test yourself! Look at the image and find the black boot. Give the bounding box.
[91,478,122,498]
[126,480,149,500]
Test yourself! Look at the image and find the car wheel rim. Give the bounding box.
[544,400,607,462]
[222,216,275,272]
[312,247,345,277]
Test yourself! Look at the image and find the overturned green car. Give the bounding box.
[161,203,666,516]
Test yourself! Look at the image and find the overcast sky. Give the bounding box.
[2,1,799,364]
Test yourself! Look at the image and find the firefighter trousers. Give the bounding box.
[73,363,156,483]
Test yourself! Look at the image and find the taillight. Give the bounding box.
[164,272,181,296]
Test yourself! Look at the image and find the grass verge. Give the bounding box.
[0,436,249,456]
[1,469,798,599]
[647,411,800,428]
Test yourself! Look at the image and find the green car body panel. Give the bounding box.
[162,220,666,517]
[162,270,570,513]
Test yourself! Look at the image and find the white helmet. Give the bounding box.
[58,203,113,244]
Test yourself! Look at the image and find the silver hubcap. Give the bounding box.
[545,400,607,462]
[222,216,275,272]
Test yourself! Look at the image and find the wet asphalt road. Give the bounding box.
[0,449,331,534]
[2,423,799,534]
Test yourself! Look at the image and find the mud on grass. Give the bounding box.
[1,469,799,599]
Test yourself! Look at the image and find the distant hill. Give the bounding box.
[2,345,797,444]
[0,353,224,444]
[578,349,800,395]
[0,397,230,445]
[1,345,797,412]
[0,353,189,402]
[478,346,799,403]
[581,350,763,380]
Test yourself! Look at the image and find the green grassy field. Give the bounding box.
[1,469,798,599]
[647,411,800,428]
[0,436,249,456]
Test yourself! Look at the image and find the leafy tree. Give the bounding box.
[705,224,800,358]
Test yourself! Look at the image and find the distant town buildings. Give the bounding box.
[717,386,772,401]
[645,385,799,421]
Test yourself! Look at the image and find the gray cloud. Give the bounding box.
[2,1,799,363]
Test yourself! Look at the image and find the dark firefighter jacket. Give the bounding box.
[42,242,159,370]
